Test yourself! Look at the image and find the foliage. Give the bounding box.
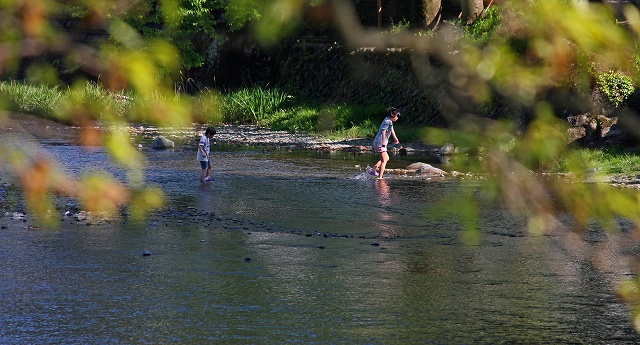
[268,107,319,132]
[119,0,226,69]
[264,102,386,136]
[595,70,635,107]
[117,0,310,68]
[388,19,411,34]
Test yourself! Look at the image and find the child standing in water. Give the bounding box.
[369,107,400,179]
[197,127,216,183]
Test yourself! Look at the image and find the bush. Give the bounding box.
[595,70,634,107]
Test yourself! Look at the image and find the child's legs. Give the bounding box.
[373,146,387,170]
[199,160,208,181]
[206,160,212,177]
[378,152,390,177]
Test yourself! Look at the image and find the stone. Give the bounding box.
[151,136,175,149]
[405,162,448,175]
[440,143,455,155]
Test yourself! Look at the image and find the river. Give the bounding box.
[1,129,640,344]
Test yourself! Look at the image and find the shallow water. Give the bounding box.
[2,140,640,344]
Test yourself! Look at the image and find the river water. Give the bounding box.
[2,135,640,344]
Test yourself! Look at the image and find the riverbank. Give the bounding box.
[128,123,441,154]
[2,112,640,187]
[0,111,440,152]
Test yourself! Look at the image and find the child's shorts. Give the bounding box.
[200,160,210,169]
[373,145,386,153]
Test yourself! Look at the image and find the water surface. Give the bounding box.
[1,140,639,344]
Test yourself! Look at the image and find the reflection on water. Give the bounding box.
[1,142,639,344]
[373,179,398,238]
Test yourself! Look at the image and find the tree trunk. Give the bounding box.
[460,0,483,25]
[423,0,442,29]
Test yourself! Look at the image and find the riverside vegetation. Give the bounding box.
[2,79,640,178]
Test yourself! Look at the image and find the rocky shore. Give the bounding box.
[129,123,441,154]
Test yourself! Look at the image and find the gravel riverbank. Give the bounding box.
[128,123,441,154]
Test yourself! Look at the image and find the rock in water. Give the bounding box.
[405,162,447,175]
[440,143,455,155]
[151,136,175,149]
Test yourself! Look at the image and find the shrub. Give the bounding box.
[595,70,634,107]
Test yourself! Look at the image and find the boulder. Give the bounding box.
[151,136,175,149]
[565,113,624,147]
[384,162,448,176]
[440,143,455,155]
[406,162,448,175]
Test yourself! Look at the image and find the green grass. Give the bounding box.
[463,6,502,45]
[551,148,640,176]
[222,86,290,125]
[0,81,132,123]
[0,81,63,119]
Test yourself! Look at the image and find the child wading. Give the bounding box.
[197,127,216,183]
[368,107,400,179]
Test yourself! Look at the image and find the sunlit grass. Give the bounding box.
[0,81,63,119]
[551,148,640,176]
[0,81,132,123]
[222,86,290,125]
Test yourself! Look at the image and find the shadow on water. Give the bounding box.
[1,140,640,344]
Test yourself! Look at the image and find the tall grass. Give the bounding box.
[0,81,131,123]
[0,81,63,119]
[223,86,289,125]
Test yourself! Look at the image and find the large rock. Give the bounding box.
[384,162,448,176]
[565,113,624,147]
[151,136,175,149]
[440,143,455,155]
[405,162,448,175]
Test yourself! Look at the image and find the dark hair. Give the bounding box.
[205,127,216,136]
[388,107,400,118]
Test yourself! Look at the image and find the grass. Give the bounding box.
[0,81,63,119]
[0,80,410,139]
[222,86,290,125]
[0,80,132,124]
[551,148,640,176]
